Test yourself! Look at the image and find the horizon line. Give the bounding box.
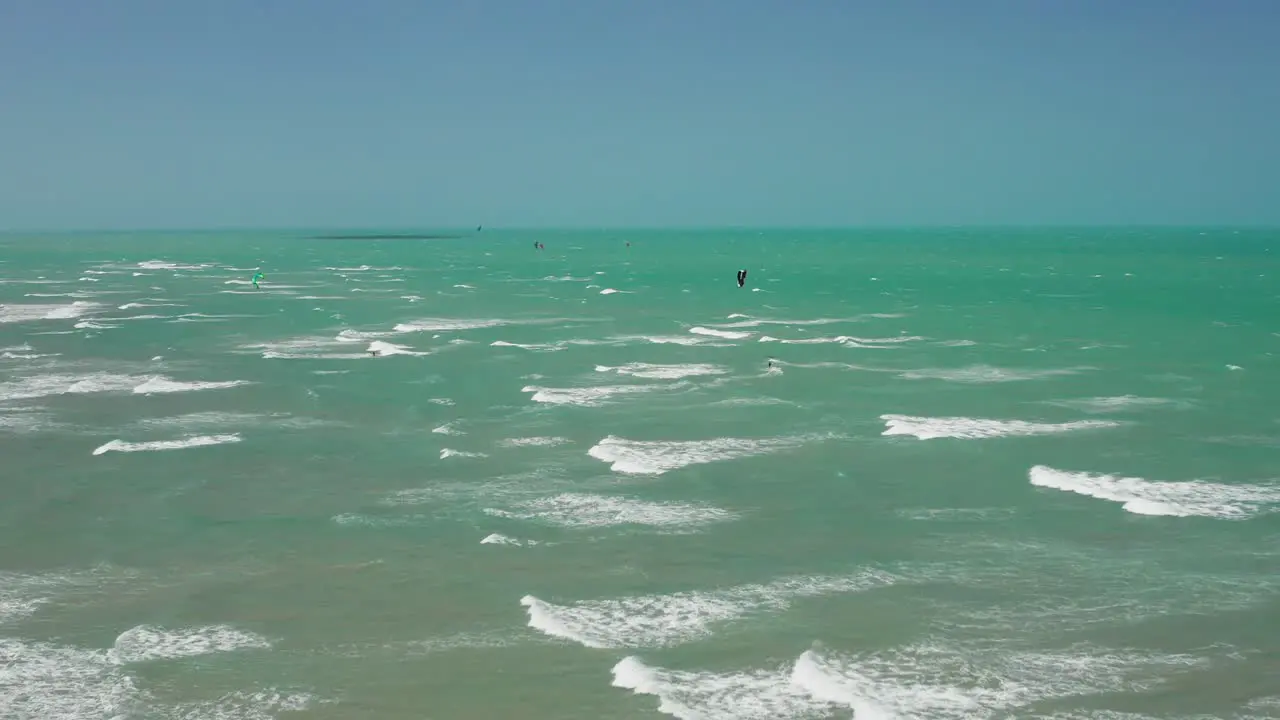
[3,222,1278,234]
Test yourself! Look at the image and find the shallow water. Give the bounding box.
[1,228,1277,719]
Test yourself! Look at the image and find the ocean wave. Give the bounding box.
[881,415,1120,440]
[522,383,670,407]
[0,301,100,324]
[491,340,565,352]
[595,362,727,380]
[899,364,1085,383]
[93,434,242,455]
[612,642,1203,720]
[136,260,212,271]
[0,633,309,720]
[367,340,429,356]
[790,643,1203,720]
[523,571,895,649]
[110,624,271,664]
[689,326,751,340]
[480,533,538,547]
[0,373,248,402]
[440,448,487,459]
[587,434,823,475]
[498,436,569,448]
[1045,395,1187,413]
[132,377,250,394]
[484,493,736,529]
[1029,465,1280,519]
[393,317,509,333]
[249,336,372,360]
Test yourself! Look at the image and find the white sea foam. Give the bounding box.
[367,340,429,356]
[393,317,508,333]
[132,377,250,394]
[0,632,307,720]
[73,319,117,330]
[165,690,320,720]
[789,643,1204,720]
[0,638,138,719]
[522,383,669,407]
[334,328,397,342]
[136,260,211,271]
[613,656,825,720]
[881,415,1119,440]
[595,362,727,380]
[612,642,1202,720]
[440,448,487,459]
[491,340,565,352]
[485,493,736,529]
[524,571,894,649]
[1046,395,1185,413]
[899,364,1084,383]
[712,316,858,329]
[480,533,537,546]
[498,436,569,448]
[588,434,819,475]
[636,334,735,347]
[1029,465,1280,519]
[432,422,464,436]
[93,434,242,455]
[110,624,271,664]
[0,373,244,402]
[896,507,1017,522]
[689,326,751,340]
[0,301,100,324]
[600,288,620,295]
[250,336,369,360]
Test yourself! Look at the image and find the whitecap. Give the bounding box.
[480,533,537,547]
[525,572,894,650]
[588,434,821,475]
[93,434,242,455]
[393,317,508,333]
[110,624,271,663]
[440,448,487,459]
[522,384,669,407]
[498,436,569,448]
[1046,395,1185,413]
[881,415,1119,440]
[595,362,727,380]
[132,377,250,394]
[790,643,1205,720]
[689,326,751,340]
[899,365,1083,383]
[0,301,100,324]
[485,493,736,529]
[1029,465,1280,519]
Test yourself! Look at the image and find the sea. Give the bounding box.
[1,227,1278,720]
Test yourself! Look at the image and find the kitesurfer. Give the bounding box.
[736,269,747,288]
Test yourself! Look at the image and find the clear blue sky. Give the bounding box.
[1,0,1277,230]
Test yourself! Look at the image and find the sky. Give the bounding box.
[1,0,1278,230]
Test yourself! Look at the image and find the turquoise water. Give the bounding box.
[1,228,1278,719]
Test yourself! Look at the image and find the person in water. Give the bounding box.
[736,269,747,288]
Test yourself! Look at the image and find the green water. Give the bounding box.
[1,228,1278,719]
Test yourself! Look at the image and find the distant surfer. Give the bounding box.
[252,272,264,290]
[736,269,747,288]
